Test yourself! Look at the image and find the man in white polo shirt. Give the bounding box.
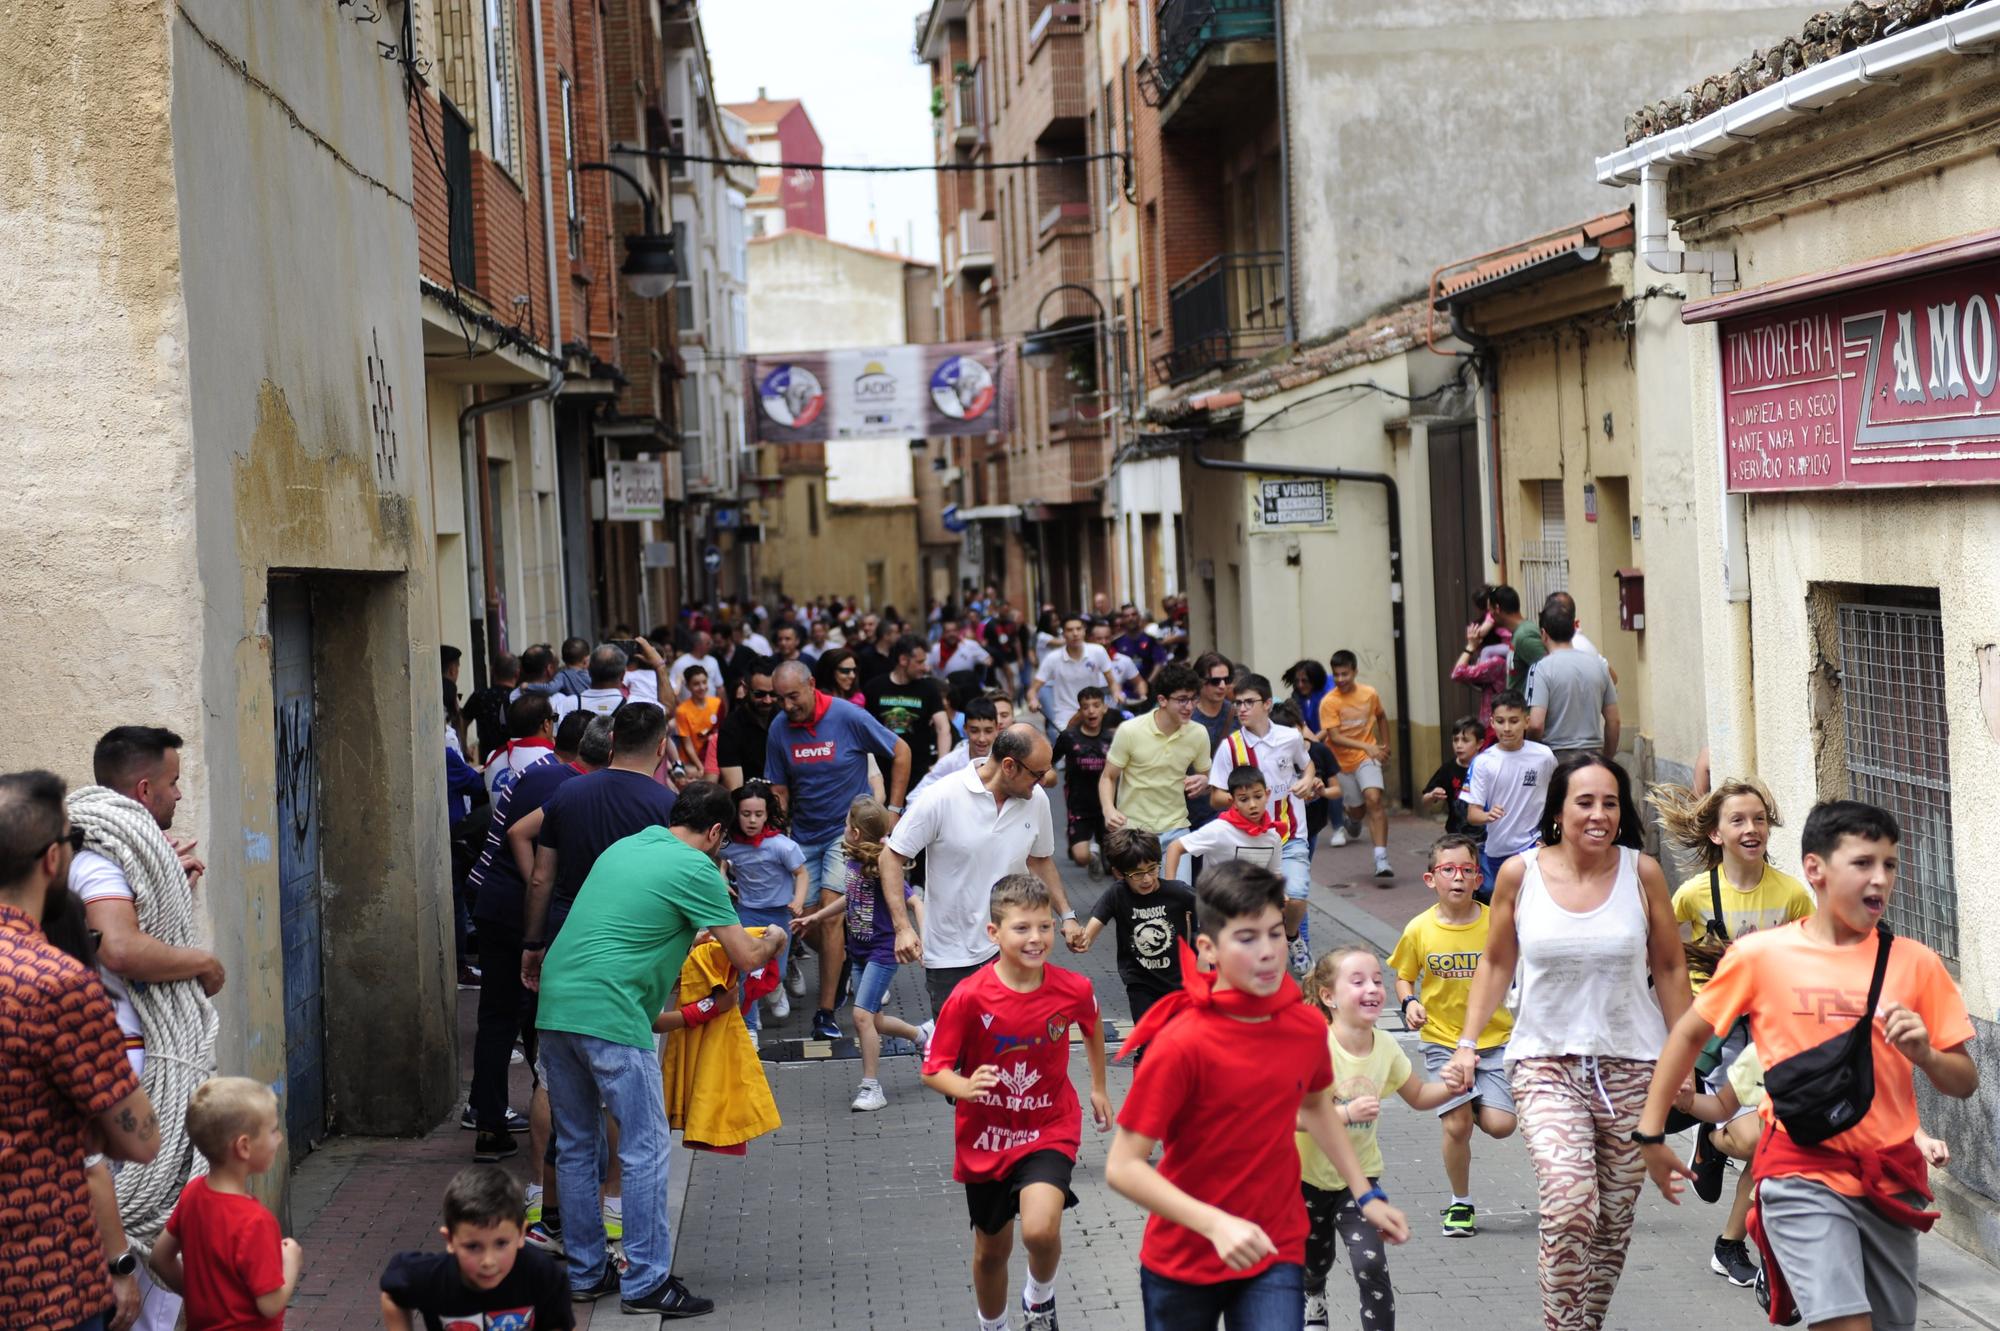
[1026,614,1117,729]
[881,723,1081,1015]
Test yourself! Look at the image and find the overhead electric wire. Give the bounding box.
[618,146,1131,174]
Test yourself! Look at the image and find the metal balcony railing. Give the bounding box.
[1161,251,1285,383]
[1152,0,1275,101]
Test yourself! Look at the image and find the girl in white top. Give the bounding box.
[1445,754,1690,1331]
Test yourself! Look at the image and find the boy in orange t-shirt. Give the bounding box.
[1635,800,1977,1331]
[1316,649,1392,877]
[674,665,722,775]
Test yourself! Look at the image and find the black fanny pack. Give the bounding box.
[1761,921,1893,1147]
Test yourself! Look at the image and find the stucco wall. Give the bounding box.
[747,230,911,352]
[1283,0,1817,335]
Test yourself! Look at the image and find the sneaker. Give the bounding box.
[1288,933,1312,978]
[1374,850,1395,879]
[621,1275,715,1318]
[610,1239,629,1278]
[460,1106,529,1133]
[811,1008,842,1040]
[1303,1290,1332,1329]
[786,964,807,997]
[524,1194,543,1227]
[569,1267,620,1303]
[472,1130,518,1163]
[851,1080,888,1112]
[509,1046,525,1065]
[525,1218,564,1255]
[1344,817,1363,838]
[767,985,791,1020]
[1442,1201,1477,1236]
[1691,1129,1728,1204]
[1088,848,1105,878]
[916,1019,936,1056]
[457,964,483,989]
[1021,1293,1060,1331]
[1712,1236,1759,1287]
[1326,826,1349,848]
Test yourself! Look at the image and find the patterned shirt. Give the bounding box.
[0,903,143,1331]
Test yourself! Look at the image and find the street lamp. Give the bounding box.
[1021,282,1107,371]
[579,161,677,298]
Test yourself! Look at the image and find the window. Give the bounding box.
[1831,590,1957,962]
[483,0,517,170]
[672,220,695,333]
[559,72,579,258]
[807,482,821,538]
[1517,480,1569,610]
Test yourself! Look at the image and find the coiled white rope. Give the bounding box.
[66,785,219,1248]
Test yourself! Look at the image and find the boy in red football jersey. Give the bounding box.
[1106,860,1409,1330]
[922,874,1112,1331]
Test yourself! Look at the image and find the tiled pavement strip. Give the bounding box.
[290,813,2000,1329]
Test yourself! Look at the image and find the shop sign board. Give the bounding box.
[1722,261,2000,491]
[605,458,665,520]
[1249,476,1336,531]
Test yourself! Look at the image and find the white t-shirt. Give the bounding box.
[745,632,773,655]
[932,638,993,676]
[575,686,628,717]
[668,653,724,701]
[622,669,660,705]
[1174,818,1282,871]
[1037,644,1114,728]
[1107,652,1143,697]
[1210,725,1313,839]
[70,850,146,1074]
[1463,740,1558,855]
[890,763,1055,968]
[508,685,579,720]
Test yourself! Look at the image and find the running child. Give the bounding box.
[922,875,1111,1331]
[1461,690,1554,899]
[1637,800,1978,1331]
[1072,828,1197,1023]
[1052,685,1117,873]
[1386,834,1517,1237]
[379,1165,571,1330]
[150,1077,304,1329]
[1298,947,1455,1330]
[1106,860,1409,1329]
[674,664,722,776]
[1319,650,1394,877]
[1161,765,1282,884]
[721,779,807,1029]
[796,797,929,1112]
[1652,777,1814,1285]
[1420,716,1484,839]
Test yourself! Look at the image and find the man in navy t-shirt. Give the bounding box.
[765,660,910,1038]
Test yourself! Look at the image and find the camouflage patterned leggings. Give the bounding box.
[1511,1055,1655,1331]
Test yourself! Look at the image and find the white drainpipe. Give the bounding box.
[1636,162,1736,292]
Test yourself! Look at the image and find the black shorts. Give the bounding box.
[1066,810,1106,846]
[964,1150,1079,1235]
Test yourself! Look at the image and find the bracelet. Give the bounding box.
[522,940,546,952]
[1354,1186,1390,1208]
[1456,1037,1478,1050]
[1399,996,1419,1014]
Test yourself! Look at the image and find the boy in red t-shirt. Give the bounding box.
[1106,860,1409,1329]
[151,1077,303,1330]
[922,874,1111,1331]
[1637,800,1977,1331]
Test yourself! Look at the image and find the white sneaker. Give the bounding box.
[851,1080,887,1112]
[916,1020,936,1056]
[1304,1289,1331,1329]
[1374,849,1394,878]
[1288,934,1312,977]
[785,964,807,997]
[1326,827,1349,848]
[767,986,791,1020]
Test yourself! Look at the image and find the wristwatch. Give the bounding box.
[1060,910,1077,923]
[109,1250,139,1278]
[1628,1128,1667,1146]
[521,939,546,952]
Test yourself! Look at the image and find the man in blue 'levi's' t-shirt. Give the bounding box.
[765,661,911,1039]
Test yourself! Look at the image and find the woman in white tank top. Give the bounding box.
[1444,754,1691,1331]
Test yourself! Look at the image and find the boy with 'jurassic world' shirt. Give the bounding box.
[923,875,1112,1331]
[1052,686,1118,872]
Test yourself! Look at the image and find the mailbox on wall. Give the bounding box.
[1616,568,1645,631]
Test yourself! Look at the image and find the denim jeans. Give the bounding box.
[1159,826,1193,884]
[735,904,794,1032]
[1139,1261,1304,1330]
[541,1029,675,1299]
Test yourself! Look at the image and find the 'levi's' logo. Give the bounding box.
[792,740,837,763]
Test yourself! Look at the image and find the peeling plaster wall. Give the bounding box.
[1282,0,1816,336]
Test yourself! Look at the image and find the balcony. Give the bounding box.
[951,68,987,149]
[1149,0,1277,132]
[1021,3,1086,140]
[1159,251,1286,383]
[952,210,993,278]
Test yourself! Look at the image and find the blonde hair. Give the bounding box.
[841,796,894,876]
[1303,946,1377,1022]
[186,1075,277,1163]
[1650,779,1781,870]
[989,872,1054,925]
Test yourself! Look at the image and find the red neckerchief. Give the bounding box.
[1119,940,1306,1061]
[486,736,553,769]
[566,760,589,774]
[1219,806,1280,838]
[796,689,835,733]
[734,827,781,848]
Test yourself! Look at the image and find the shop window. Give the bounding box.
[1517,479,1570,610]
[1825,588,1956,963]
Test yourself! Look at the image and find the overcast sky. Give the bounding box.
[703,1,941,263]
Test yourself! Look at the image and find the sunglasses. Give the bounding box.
[40,828,87,857]
[749,689,778,700]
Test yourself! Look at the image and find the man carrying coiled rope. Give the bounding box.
[70,726,223,1331]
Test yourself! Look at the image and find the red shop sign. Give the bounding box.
[1721,261,2000,491]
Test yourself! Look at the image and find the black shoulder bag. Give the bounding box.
[1761,921,1894,1147]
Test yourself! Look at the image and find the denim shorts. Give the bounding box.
[797,837,848,897]
[1279,835,1311,901]
[850,954,899,1014]
[1139,1260,1303,1331]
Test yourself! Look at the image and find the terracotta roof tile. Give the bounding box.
[1149,298,1430,424]
[1436,210,1634,300]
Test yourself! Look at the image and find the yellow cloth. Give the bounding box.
[1296,1026,1410,1192]
[660,932,781,1150]
[1388,904,1513,1049]
[1671,864,1814,990]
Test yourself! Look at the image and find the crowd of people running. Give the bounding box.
[0,580,1980,1331]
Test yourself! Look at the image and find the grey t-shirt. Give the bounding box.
[1525,647,1616,752]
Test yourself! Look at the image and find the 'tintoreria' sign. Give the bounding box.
[1721,262,2000,492]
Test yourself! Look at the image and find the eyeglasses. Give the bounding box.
[1017,762,1052,784]
[1430,865,1479,879]
[39,828,86,857]
[1232,696,1266,709]
[1165,693,1197,706]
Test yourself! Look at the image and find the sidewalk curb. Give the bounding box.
[1920,1228,2000,1329]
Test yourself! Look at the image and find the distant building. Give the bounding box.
[722,89,828,239]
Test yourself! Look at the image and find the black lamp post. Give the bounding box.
[1021,282,1107,369]
[579,161,677,298]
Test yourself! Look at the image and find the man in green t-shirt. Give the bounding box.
[1488,584,1545,692]
[535,782,784,1317]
